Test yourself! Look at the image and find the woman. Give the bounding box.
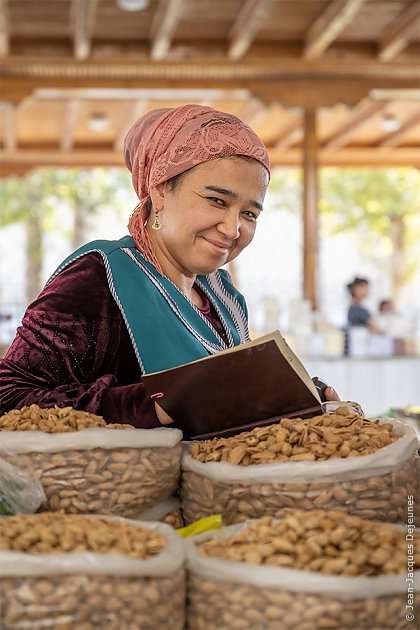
[0,104,338,426]
[347,277,377,333]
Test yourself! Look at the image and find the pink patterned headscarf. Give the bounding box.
[124,104,270,270]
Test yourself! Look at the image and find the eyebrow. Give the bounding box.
[204,185,263,212]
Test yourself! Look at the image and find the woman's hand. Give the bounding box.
[325,386,340,402]
[154,402,174,425]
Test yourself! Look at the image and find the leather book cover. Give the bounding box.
[142,331,322,439]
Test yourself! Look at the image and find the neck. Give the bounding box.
[143,231,198,302]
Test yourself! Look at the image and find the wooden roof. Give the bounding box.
[0,0,419,175]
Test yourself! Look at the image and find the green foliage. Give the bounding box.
[0,167,133,229]
[319,168,420,236]
[267,169,302,213]
[0,167,134,301]
[268,167,420,297]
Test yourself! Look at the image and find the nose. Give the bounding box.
[217,211,240,240]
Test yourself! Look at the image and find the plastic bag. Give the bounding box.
[181,419,419,525]
[0,456,45,515]
[134,496,184,529]
[0,516,185,629]
[186,522,420,630]
[177,514,222,538]
[0,427,183,517]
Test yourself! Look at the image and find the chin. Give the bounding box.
[194,263,222,275]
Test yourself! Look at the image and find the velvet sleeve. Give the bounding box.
[0,253,160,428]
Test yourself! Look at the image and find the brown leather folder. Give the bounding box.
[142,331,323,439]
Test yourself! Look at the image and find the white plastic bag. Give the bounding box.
[0,456,45,515]
[181,419,419,524]
[134,496,184,529]
[0,427,183,517]
[186,522,420,630]
[0,517,185,629]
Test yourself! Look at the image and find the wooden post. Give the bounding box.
[302,108,319,310]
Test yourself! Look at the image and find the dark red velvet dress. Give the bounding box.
[0,253,227,427]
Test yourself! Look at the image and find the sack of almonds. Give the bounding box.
[134,496,184,529]
[0,513,185,630]
[186,509,420,630]
[181,408,419,525]
[0,405,182,517]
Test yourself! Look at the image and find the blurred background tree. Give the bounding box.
[0,168,132,304]
[269,167,420,302]
[319,168,420,301]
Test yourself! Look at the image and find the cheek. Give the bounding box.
[235,222,256,253]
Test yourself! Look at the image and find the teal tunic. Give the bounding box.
[47,236,250,374]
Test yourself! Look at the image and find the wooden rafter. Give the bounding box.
[0,0,9,56]
[323,99,389,148]
[378,1,420,62]
[274,118,303,149]
[227,0,272,61]
[150,0,186,61]
[1,101,16,150]
[73,0,99,61]
[114,101,148,152]
[60,100,81,152]
[377,110,420,147]
[303,0,367,60]
[237,97,264,123]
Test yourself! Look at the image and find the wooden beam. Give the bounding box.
[228,0,272,61]
[1,101,16,150]
[150,0,186,61]
[302,109,319,310]
[113,101,148,152]
[1,56,419,85]
[378,1,420,62]
[323,99,389,148]
[303,0,367,60]
[60,100,81,152]
[271,147,420,167]
[73,0,99,60]
[0,0,9,56]
[376,110,420,148]
[1,147,419,169]
[370,88,420,101]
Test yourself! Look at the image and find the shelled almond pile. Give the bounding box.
[0,404,182,517]
[197,509,419,576]
[0,513,166,559]
[189,407,397,465]
[0,404,134,432]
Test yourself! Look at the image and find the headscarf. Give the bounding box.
[123,104,270,270]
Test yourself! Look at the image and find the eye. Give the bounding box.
[242,210,259,221]
[208,196,226,206]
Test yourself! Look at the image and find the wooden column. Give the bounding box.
[302,108,319,310]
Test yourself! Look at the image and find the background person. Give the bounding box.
[347,277,378,333]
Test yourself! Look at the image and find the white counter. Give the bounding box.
[302,356,420,417]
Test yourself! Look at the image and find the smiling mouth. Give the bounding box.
[203,237,232,253]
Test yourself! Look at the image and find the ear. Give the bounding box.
[149,183,166,212]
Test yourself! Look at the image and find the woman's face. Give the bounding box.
[149,157,268,277]
[353,283,369,300]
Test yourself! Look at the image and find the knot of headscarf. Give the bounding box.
[123,103,270,270]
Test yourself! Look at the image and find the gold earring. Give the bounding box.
[151,211,162,231]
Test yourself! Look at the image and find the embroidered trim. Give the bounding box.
[123,248,229,354]
[204,272,250,343]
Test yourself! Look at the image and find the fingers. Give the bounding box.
[154,402,174,425]
[325,386,341,402]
